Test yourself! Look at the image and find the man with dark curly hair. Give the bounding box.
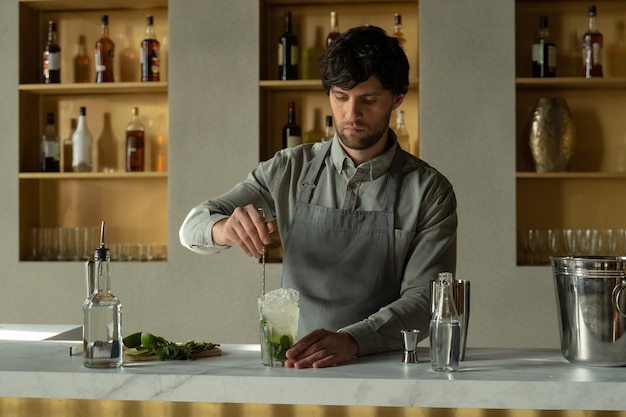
[180,25,457,368]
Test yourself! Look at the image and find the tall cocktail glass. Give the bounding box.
[257,288,300,367]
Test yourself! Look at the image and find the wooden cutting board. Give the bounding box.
[123,346,222,362]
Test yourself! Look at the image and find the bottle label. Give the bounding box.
[278,44,284,66]
[47,52,60,70]
[43,141,60,159]
[592,42,602,66]
[287,135,302,148]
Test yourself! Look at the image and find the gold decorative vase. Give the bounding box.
[529,98,576,172]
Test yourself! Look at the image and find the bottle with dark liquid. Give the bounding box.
[322,115,334,142]
[125,107,145,171]
[95,15,115,83]
[282,101,301,148]
[141,15,160,82]
[278,11,298,80]
[43,21,61,83]
[74,35,91,83]
[41,112,60,172]
[532,16,556,77]
[582,5,603,78]
[326,11,340,47]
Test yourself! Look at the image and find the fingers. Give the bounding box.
[227,205,271,257]
[284,329,356,369]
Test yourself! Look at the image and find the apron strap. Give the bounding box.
[299,140,333,204]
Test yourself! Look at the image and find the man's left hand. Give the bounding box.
[284,329,358,368]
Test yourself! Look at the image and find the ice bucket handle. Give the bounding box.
[612,280,626,317]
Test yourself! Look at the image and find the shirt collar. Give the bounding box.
[329,130,398,180]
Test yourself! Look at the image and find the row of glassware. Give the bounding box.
[28,226,167,262]
[518,228,626,265]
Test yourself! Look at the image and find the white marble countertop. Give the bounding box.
[2,337,626,410]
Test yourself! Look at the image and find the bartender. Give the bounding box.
[179,25,457,368]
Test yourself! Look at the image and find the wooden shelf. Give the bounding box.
[259,79,419,91]
[19,0,168,10]
[516,78,626,90]
[19,82,168,95]
[19,172,167,180]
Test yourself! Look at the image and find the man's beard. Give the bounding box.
[336,112,392,151]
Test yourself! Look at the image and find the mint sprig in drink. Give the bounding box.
[258,288,299,367]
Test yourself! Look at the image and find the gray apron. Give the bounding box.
[282,140,403,338]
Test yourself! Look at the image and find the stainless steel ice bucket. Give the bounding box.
[551,256,626,366]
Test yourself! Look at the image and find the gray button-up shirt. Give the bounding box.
[179,133,457,355]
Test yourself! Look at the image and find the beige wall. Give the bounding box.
[0,0,561,349]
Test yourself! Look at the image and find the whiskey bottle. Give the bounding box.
[95,15,115,83]
[43,21,61,84]
[532,16,556,77]
[278,11,298,80]
[83,221,122,368]
[582,5,603,78]
[141,15,161,82]
[393,13,407,48]
[72,106,94,172]
[125,107,146,172]
[41,112,60,172]
[74,35,91,83]
[326,11,340,48]
[282,101,301,148]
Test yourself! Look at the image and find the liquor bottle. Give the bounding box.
[278,11,298,80]
[582,5,603,78]
[43,21,61,84]
[429,272,461,372]
[72,106,93,172]
[326,11,340,48]
[83,221,123,369]
[532,16,556,77]
[304,108,324,143]
[95,15,115,83]
[282,101,301,148]
[74,35,91,83]
[393,13,407,47]
[322,115,335,142]
[395,110,410,152]
[41,112,60,172]
[62,118,76,172]
[97,112,118,172]
[125,107,145,171]
[141,15,161,82]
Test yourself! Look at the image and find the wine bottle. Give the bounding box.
[74,35,91,83]
[393,13,407,47]
[282,102,301,148]
[72,106,94,172]
[395,110,410,152]
[582,5,603,78]
[62,118,76,172]
[41,112,60,172]
[532,16,556,77]
[95,15,115,83]
[322,115,335,142]
[326,11,340,48]
[141,15,161,82]
[126,107,146,172]
[278,11,298,80]
[43,21,61,84]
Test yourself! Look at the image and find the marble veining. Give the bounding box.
[1,340,626,410]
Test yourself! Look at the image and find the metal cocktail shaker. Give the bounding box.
[430,278,470,360]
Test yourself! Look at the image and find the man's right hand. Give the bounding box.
[211,204,274,258]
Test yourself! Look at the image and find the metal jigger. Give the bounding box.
[401,329,420,363]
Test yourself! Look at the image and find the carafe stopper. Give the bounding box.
[401,329,420,363]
